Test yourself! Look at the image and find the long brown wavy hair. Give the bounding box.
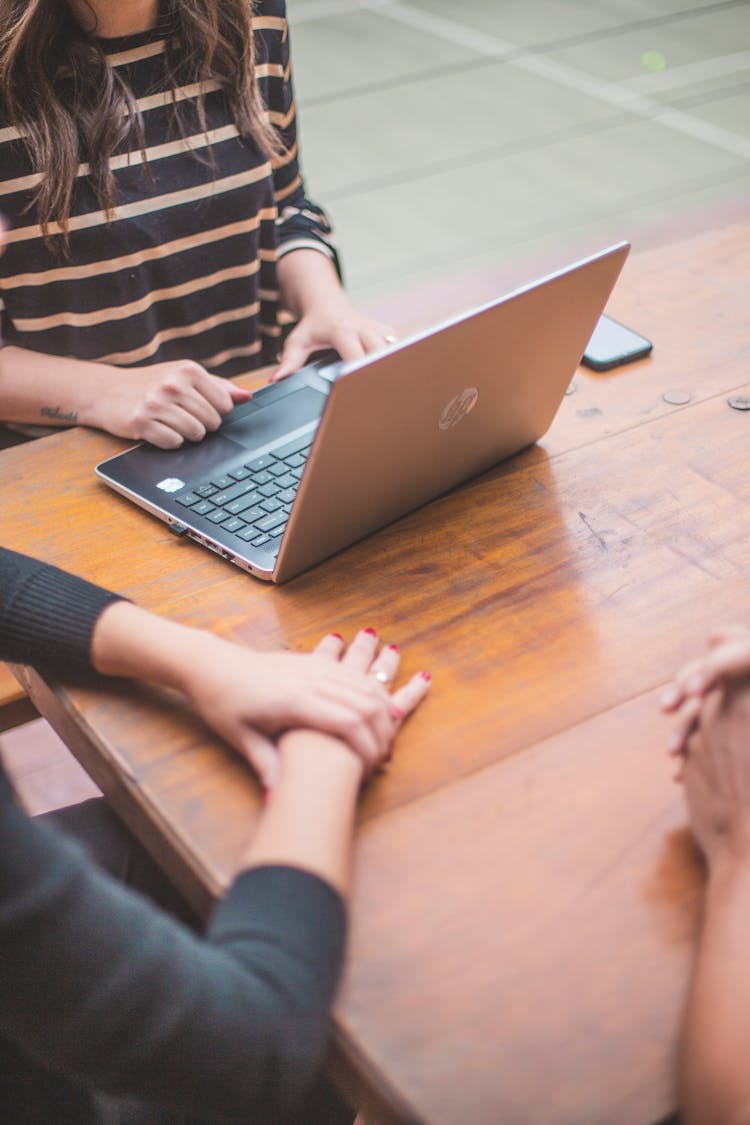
[0,0,282,244]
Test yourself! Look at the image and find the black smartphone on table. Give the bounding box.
[581,314,653,371]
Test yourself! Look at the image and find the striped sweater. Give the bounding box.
[0,0,338,379]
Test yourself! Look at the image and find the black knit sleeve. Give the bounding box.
[0,547,123,673]
[0,777,346,1123]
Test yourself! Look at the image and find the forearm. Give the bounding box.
[682,860,750,1125]
[90,599,207,690]
[0,344,119,428]
[245,730,363,898]
[277,248,347,320]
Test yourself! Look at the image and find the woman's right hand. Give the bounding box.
[85,359,251,448]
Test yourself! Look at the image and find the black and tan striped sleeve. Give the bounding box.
[256,0,341,276]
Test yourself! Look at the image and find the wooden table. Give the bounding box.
[2,219,749,1125]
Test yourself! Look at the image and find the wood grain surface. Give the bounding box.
[2,218,749,1124]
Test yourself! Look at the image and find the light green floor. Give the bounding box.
[288,0,750,324]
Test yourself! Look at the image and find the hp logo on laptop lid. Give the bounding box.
[439,388,478,431]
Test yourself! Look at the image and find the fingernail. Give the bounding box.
[331,632,343,641]
[262,786,271,805]
[420,671,432,682]
[389,704,404,720]
[660,688,677,709]
[387,643,399,653]
[364,627,377,637]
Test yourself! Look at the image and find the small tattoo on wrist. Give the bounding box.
[40,405,78,423]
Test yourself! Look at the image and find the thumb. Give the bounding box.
[236,729,280,790]
[229,384,252,403]
[272,335,312,382]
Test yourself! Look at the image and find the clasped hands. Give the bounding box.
[661,626,750,868]
[172,625,429,791]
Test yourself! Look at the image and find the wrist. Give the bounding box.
[74,363,121,429]
[279,729,364,784]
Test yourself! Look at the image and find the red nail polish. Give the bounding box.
[364,627,377,637]
[331,632,343,641]
[387,643,399,652]
[389,705,404,720]
[420,671,432,682]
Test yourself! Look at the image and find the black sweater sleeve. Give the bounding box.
[0,779,346,1123]
[0,546,121,673]
[0,548,348,1121]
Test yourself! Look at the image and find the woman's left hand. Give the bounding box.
[272,298,395,381]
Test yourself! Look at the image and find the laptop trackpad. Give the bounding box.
[222,385,325,450]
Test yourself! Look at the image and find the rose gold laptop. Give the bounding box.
[96,242,629,583]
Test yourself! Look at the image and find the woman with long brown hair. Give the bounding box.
[0,0,393,447]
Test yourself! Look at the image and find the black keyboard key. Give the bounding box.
[250,470,272,486]
[228,466,251,481]
[192,500,215,516]
[210,475,233,490]
[257,481,280,498]
[284,452,307,469]
[260,497,282,513]
[212,481,255,507]
[236,525,261,542]
[222,517,245,533]
[206,508,232,524]
[226,493,262,516]
[245,455,274,472]
[255,511,287,532]
[176,492,201,507]
[195,484,217,498]
[274,433,313,459]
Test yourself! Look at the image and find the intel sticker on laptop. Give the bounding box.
[157,477,185,493]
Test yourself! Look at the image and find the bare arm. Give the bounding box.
[92,600,428,787]
[273,249,395,379]
[93,599,429,894]
[0,344,249,448]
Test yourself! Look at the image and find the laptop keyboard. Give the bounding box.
[173,432,312,554]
